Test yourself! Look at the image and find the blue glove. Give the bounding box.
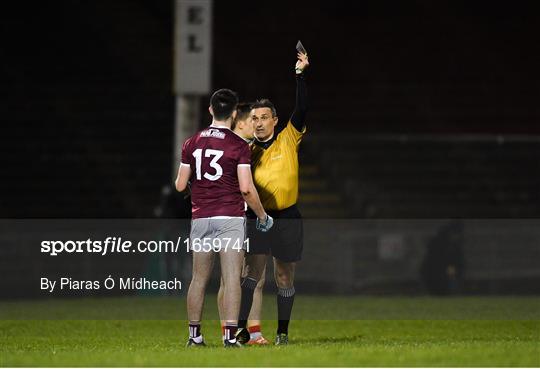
[256,214,274,232]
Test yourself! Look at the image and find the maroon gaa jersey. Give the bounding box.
[181,125,251,219]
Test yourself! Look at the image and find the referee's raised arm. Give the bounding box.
[291,52,309,131]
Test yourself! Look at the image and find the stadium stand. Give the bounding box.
[2,1,538,219]
[305,135,540,218]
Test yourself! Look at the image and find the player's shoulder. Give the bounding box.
[191,126,248,152]
[182,134,195,148]
[224,128,247,142]
[223,129,250,150]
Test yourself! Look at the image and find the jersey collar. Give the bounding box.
[210,123,232,130]
[253,133,276,149]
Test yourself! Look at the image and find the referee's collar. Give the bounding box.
[253,133,276,149]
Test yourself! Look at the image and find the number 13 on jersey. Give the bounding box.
[193,149,224,181]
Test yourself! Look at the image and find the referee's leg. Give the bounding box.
[271,207,303,341]
[273,258,296,336]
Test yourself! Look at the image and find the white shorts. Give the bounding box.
[189,217,246,252]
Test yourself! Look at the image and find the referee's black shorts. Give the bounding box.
[246,204,303,262]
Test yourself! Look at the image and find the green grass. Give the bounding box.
[1,296,539,367]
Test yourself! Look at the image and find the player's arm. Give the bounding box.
[176,139,193,194]
[237,165,267,222]
[290,52,309,131]
[174,163,191,193]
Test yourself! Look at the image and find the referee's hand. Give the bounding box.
[256,214,274,232]
[295,52,309,73]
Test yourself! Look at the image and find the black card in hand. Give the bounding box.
[296,40,307,55]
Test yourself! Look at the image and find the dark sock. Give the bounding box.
[224,324,237,342]
[238,277,258,328]
[188,323,201,338]
[277,286,295,335]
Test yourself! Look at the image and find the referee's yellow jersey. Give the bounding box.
[251,121,306,211]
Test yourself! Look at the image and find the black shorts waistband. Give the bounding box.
[247,204,301,219]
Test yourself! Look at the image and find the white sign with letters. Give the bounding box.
[174,0,212,94]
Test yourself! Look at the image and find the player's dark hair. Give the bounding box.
[236,102,253,122]
[210,88,239,121]
[252,98,277,117]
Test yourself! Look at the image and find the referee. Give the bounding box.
[237,51,309,345]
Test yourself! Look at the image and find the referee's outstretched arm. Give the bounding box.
[291,52,309,131]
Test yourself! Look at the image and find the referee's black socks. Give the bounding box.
[277,286,295,335]
[238,277,258,329]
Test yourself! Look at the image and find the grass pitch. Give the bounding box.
[0,295,538,367]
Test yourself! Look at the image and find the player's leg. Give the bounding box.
[186,249,215,346]
[217,276,226,340]
[246,263,269,345]
[186,218,214,346]
[215,218,245,346]
[219,249,244,345]
[249,262,266,322]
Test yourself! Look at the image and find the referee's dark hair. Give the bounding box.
[210,88,239,121]
[252,98,277,117]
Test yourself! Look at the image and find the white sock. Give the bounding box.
[191,334,204,344]
[250,331,262,340]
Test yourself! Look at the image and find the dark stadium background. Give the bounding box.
[1,1,539,298]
